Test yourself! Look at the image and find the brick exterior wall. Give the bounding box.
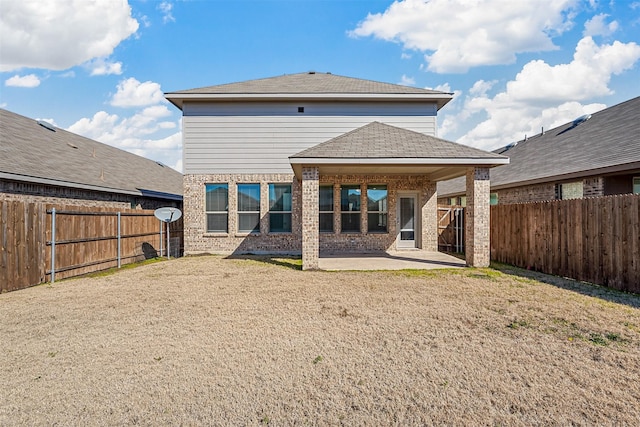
[439,176,609,206]
[184,173,437,255]
[0,180,180,209]
[465,167,490,267]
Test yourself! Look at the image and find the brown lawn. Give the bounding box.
[1,255,639,425]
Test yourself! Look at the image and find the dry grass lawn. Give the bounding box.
[1,255,639,425]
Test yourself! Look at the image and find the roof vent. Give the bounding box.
[495,141,517,154]
[37,120,56,132]
[572,114,591,127]
[308,71,316,74]
[156,161,165,167]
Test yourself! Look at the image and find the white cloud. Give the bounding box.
[5,74,41,88]
[583,13,618,37]
[442,37,640,150]
[502,36,640,103]
[0,0,138,72]
[110,78,166,107]
[399,74,415,85]
[350,0,578,73]
[158,1,175,24]
[469,80,498,97]
[88,58,123,76]
[59,71,76,78]
[400,52,412,59]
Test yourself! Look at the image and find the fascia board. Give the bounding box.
[289,157,510,166]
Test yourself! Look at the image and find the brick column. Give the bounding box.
[421,180,438,251]
[301,167,319,270]
[465,167,490,267]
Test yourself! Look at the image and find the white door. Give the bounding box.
[397,194,418,249]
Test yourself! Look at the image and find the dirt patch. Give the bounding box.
[1,255,639,425]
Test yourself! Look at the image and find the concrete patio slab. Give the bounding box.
[318,251,466,271]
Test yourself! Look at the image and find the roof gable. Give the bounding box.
[0,109,183,198]
[165,72,453,110]
[291,122,508,161]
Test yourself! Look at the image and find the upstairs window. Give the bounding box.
[633,177,640,195]
[319,185,334,233]
[269,184,292,233]
[205,184,228,233]
[367,185,387,233]
[490,193,499,206]
[237,183,260,233]
[341,185,361,233]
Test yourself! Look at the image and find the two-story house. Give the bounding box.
[166,72,508,269]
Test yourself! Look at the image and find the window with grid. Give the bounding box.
[367,185,387,233]
[269,184,292,233]
[319,185,334,233]
[341,184,361,233]
[205,183,228,233]
[237,183,260,233]
[556,182,583,200]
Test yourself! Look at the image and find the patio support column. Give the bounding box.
[421,180,438,251]
[465,167,490,267]
[301,166,319,270]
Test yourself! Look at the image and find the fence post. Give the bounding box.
[51,208,56,283]
[166,221,170,260]
[160,220,163,258]
[117,212,121,268]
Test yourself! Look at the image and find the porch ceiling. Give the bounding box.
[289,162,494,182]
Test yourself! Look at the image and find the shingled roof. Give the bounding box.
[289,122,508,180]
[437,96,640,197]
[166,72,453,110]
[0,109,183,199]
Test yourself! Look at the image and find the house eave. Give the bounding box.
[0,171,183,200]
[437,160,640,198]
[165,92,454,110]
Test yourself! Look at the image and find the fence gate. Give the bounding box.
[437,206,464,253]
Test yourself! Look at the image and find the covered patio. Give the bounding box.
[318,250,466,271]
[290,122,509,271]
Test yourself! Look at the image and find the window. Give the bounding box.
[459,196,467,207]
[205,184,228,232]
[269,184,292,232]
[367,185,387,232]
[634,177,640,195]
[557,181,583,200]
[237,183,260,233]
[319,185,334,233]
[490,193,499,206]
[341,185,361,233]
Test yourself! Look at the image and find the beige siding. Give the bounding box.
[183,102,438,174]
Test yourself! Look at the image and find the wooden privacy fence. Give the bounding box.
[491,194,640,293]
[1,200,183,292]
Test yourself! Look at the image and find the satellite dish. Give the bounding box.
[154,207,182,223]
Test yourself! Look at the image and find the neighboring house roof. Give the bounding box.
[289,121,508,180]
[438,96,640,197]
[0,109,183,200]
[165,71,453,110]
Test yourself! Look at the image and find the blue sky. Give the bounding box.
[1,0,639,172]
